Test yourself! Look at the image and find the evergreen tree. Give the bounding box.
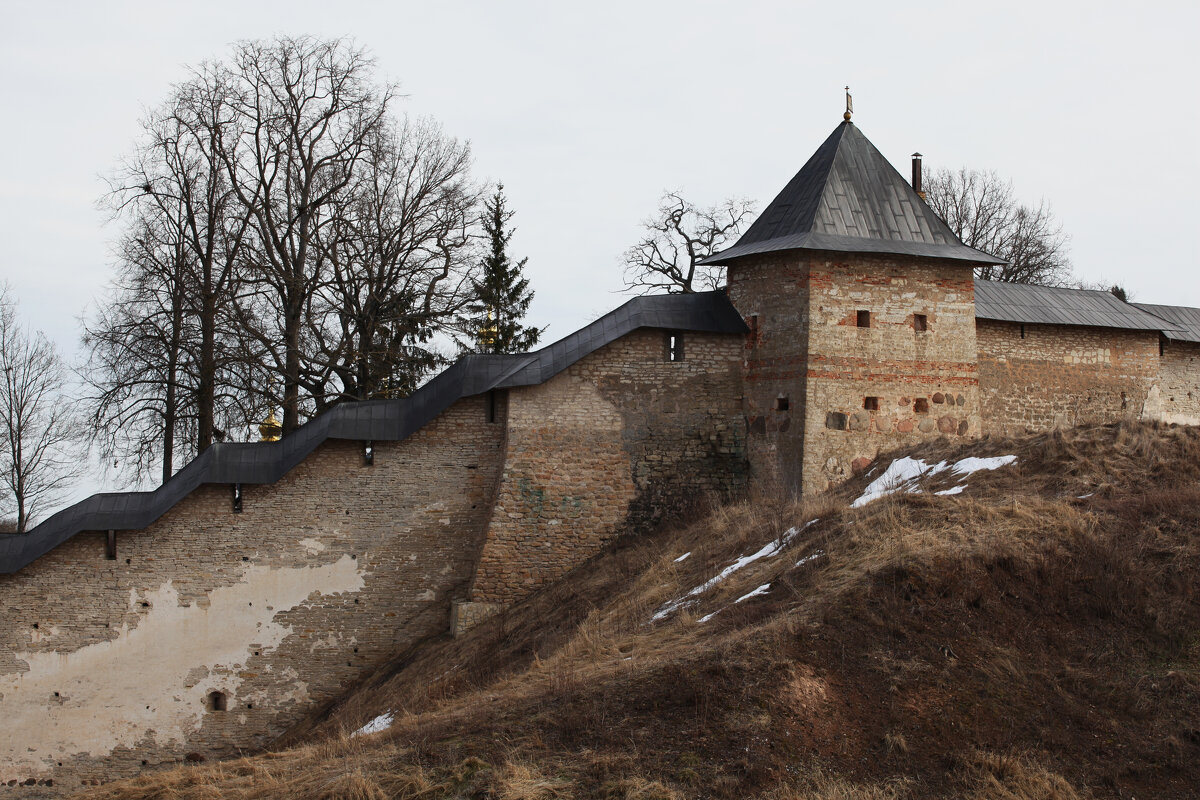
[467,185,542,353]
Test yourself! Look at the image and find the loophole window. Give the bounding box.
[913,314,927,332]
[666,332,684,362]
[863,397,880,411]
[208,691,227,712]
[857,310,871,328]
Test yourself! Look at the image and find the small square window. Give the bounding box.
[857,310,871,328]
[666,332,684,362]
[863,397,879,411]
[913,314,927,332]
[775,396,789,412]
[914,398,930,414]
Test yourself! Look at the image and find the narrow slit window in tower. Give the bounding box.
[857,310,871,328]
[209,691,227,712]
[913,314,927,332]
[864,397,880,411]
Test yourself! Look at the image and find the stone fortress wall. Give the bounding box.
[976,320,1162,435]
[1149,338,1200,426]
[0,271,1197,795]
[0,396,507,793]
[461,329,745,622]
[729,251,983,496]
[0,329,747,795]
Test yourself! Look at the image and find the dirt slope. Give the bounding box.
[82,422,1200,799]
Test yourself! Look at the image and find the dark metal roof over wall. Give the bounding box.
[1132,302,1200,343]
[702,121,1003,266]
[0,291,748,574]
[975,279,1187,333]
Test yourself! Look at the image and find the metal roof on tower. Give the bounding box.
[701,121,1004,266]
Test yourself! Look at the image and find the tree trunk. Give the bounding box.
[197,273,216,452]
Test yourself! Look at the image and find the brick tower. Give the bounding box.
[703,116,1002,496]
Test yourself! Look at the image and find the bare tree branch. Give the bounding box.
[0,287,85,532]
[924,167,1073,286]
[622,191,755,294]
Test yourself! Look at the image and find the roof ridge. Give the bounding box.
[736,122,848,247]
[0,292,748,574]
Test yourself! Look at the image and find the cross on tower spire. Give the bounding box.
[844,86,853,121]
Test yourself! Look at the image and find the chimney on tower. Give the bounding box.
[911,153,926,200]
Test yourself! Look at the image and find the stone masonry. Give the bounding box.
[0,325,750,795]
[1148,339,1200,426]
[458,329,746,626]
[0,396,505,795]
[2,111,1199,796]
[976,320,1160,436]
[729,250,981,496]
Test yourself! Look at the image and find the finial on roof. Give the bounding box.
[259,409,281,442]
[844,86,853,121]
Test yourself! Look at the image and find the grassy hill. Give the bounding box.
[83,422,1200,800]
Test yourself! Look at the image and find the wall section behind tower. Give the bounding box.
[467,329,747,609]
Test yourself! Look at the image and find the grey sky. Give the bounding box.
[1,0,1198,501]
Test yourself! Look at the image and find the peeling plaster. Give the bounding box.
[298,538,326,556]
[0,555,363,779]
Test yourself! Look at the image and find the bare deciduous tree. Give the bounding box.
[0,288,83,532]
[924,167,1072,286]
[316,117,478,401]
[88,62,252,483]
[86,36,484,474]
[223,36,394,432]
[81,215,197,485]
[622,192,756,294]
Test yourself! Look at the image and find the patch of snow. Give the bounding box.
[852,455,1017,508]
[935,485,967,496]
[735,583,772,603]
[651,520,820,622]
[851,457,947,508]
[699,583,773,624]
[651,540,781,621]
[673,552,691,563]
[947,455,1017,476]
[795,550,825,568]
[352,712,394,737]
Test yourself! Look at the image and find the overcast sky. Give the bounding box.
[2,0,1198,500]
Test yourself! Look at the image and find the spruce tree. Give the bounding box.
[468,185,542,353]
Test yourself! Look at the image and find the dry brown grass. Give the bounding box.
[962,752,1084,800]
[75,422,1200,800]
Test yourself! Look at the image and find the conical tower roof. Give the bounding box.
[702,121,1002,266]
